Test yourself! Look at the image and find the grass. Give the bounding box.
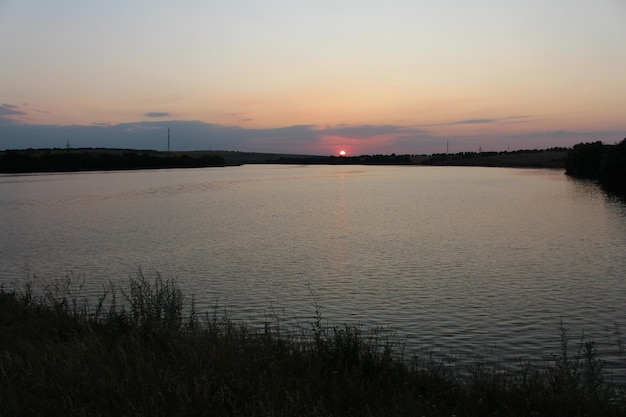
[1,271,625,416]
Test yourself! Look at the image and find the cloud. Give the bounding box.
[223,112,253,123]
[0,104,26,116]
[0,103,28,124]
[504,129,623,141]
[449,118,496,125]
[144,112,170,118]
[425,115,531,127]
[0,118,622,155]
[317,124,428,138]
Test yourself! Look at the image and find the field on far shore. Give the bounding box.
[0,147,569,172]
[180,149,569,168]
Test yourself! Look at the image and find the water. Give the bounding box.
[1,165,625,376]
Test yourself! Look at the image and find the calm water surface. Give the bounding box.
[1,165,625,374]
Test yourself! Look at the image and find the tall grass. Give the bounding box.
[1,270,625,416]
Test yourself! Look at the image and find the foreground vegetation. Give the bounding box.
[1,272,625,416]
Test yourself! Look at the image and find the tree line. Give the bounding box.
[0,149,225,173]
[565,138,626,194]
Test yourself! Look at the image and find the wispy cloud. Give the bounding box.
[448,118,497,125]
[425,115,531,127]
[223,112,253,123]
[144,112,170,118]
[317,124,428,138]
[0,103,28,123]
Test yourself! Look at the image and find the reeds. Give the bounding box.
[1,271,624,416]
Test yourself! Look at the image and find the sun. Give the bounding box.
[339,150,346,156]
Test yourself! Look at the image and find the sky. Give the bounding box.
[1,0,625,155]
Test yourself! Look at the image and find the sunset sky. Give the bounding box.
[1,1,625,155]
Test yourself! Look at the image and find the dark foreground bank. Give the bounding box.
[1,272,625,417]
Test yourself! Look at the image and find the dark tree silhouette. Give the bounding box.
[0,149,225,173]
[566,138,626,194]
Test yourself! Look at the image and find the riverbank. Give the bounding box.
[420,149,568,168]
[0,148,226,173]
[167,148,570,168]
[0,147,570,173]
[1,273,624,416]
[565,139,626,195]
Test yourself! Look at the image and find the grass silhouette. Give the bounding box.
[1,270,624,416]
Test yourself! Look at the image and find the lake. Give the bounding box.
[1,165,625,376]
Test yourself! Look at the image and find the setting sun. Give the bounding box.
[339,150,346,156]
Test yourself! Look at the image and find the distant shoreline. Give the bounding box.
[0,147,569,174]
[0,148,226,174]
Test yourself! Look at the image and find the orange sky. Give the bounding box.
[1,1,624,154]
